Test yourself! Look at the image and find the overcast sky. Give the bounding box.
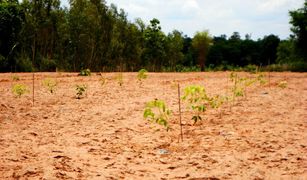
[62,0,304,39]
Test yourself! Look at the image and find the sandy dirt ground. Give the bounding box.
[0,72,306,179]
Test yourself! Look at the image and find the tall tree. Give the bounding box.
[0,0,24,71]
[192,30,212,71]
[165,30,184,70]
[289,1,307,58]
[143,18,166,71]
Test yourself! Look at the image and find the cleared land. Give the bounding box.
[0,72,306,179]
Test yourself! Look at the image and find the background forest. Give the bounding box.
[0,0,306,72]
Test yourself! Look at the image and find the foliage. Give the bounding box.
[42,78,57,94]
[182,85,209,124]
[75,84,87,99]
[0,0,305,72]
[79,69,91,76]
[12,84,29,97]
[137,68,148,81]
[143,99,171,131]
[289,1,307,58]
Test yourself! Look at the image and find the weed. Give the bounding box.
[42,78,57,94]
[12,84,29,97]
[182,85,209,124]
[75,84,87,99]
[144,99,172,131]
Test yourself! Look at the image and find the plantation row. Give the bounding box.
[9,70,288,141]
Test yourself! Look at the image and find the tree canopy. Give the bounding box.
[0,0,305,72]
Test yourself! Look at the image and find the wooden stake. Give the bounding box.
[32,72,34,106]
[268,59,271,89]
[178,84,183,142]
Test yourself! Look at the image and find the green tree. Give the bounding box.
[165,30,184,70]
[289,1,307,58]
[143,18,166,71]
[192,30,213,71]
[0,0,24,71]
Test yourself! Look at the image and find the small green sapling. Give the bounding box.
[182,85,209,124]
[137,69,148,82]
[75,84,87,99]
[12,84,29,98]
[116,73,123,86]
[42,78,57,94]
[144,99,172,131]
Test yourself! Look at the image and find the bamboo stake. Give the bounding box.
[32,72,34,106]
[178,84,183,142]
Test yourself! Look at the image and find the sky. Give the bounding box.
[62,0,305,39]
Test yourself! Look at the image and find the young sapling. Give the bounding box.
[144,99,172,131]
[75,84,87,99]
[137,69,148,83]
[208,95,228,118]
[182,85,209,124]
[42,78,57,94]
[12,84,29,98]
[116,73,123,86]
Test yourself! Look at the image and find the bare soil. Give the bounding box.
[0,72,306,179]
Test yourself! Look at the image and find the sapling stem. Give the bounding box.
[178,84,183,142]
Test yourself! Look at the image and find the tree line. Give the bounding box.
[0,0,306,72]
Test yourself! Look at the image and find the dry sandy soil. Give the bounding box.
[0,72,306,179]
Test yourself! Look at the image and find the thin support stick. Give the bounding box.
[32,72,34,106]
[268,59,271,89]
[178,84,183,142]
